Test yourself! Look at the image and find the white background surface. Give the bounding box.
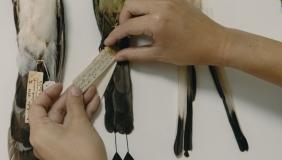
[1,0,282,159]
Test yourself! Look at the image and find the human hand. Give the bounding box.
[29,84,107,160]
[105,0,228,66]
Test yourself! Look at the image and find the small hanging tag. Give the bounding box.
[25,71,44,123]
[43,81,56,90]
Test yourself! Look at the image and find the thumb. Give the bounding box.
[66,85,88,123]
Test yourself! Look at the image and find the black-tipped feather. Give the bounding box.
[209,66,249,151]
[184,66,197,157]
[174,66,197,157]
[174,116,184,156]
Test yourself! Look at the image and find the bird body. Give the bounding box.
[9,0,65,159]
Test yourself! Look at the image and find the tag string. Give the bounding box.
[36,60,51,80]
[126,134,130,153]
[114,133,118,153]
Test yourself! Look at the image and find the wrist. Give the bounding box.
[218,28,257,69]
[210,26,233,66]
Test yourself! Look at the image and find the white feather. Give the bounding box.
[177,67,188,119]
[17,0,57,77]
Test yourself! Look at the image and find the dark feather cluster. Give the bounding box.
[93,0,134,135]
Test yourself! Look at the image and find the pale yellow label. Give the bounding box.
[73,47,116,93]
[25,71,44,123]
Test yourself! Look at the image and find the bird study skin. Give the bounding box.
[9,0,65,159]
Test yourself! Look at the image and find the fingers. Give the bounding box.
[35,83,63,111]
[104,15,154,46]
[115,47,159,62]
[48,85,97,123]
[119,0,153,24]
[48,93,66,123]
[86,94,100,122]
[83,85,97,104]
[29,104,49,125]
[65,85,88,124]
[29,84,63,124]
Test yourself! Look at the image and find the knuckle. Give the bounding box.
[151,14,167,37]
[54,106,66,116]
[142,27,154,38]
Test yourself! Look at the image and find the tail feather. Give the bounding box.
[174,66,197,157]
[184,66,197,157]
[174,67,188,156]
[174,117,184,156]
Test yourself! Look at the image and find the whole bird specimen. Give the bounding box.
[92,0,134,159]
[174,0,248,158]
[8,0,65,160]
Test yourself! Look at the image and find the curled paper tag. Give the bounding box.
[25,71,43,123]
[73,47,116,93]
[43,81,56,90]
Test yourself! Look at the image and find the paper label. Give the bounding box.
[25,71,43,123]
[73,47,116,93]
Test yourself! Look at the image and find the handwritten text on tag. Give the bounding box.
[25,71,43,123]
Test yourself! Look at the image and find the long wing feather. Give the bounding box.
[9,0,65,159]
[209,66,249,151]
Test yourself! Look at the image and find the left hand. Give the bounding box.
[29,84,107,160]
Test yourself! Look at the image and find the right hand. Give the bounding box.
[105,0,228,66]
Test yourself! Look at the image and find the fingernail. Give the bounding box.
[70,86,82,96]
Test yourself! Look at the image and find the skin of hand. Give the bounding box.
[105,0,282,86]
[29,83,107,160]
[104,0,226,65]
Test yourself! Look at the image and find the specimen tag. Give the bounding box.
[73,47,116,93]
[25,71,44,123]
